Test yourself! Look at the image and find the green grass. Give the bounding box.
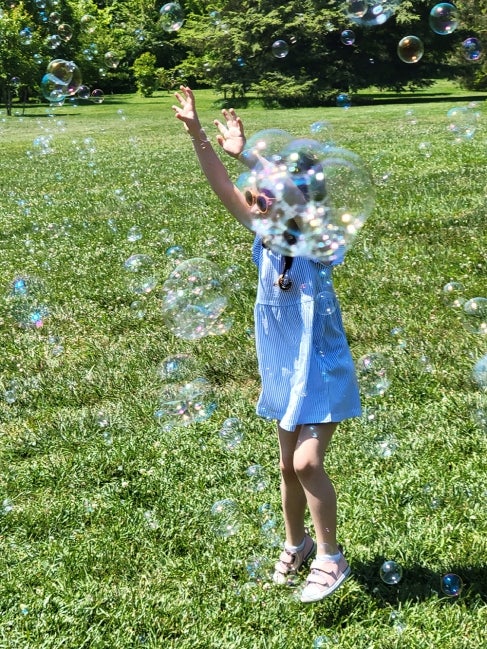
[0,85,486,648]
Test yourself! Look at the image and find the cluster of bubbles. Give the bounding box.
[237,129,374,263]
[160,258,232,340]
[380,560,463,597]
[154,354,217,431]
[40,58,82,104]
[345,0,402,28]
[341,2,482,66]
[39,58,106,106]
[211,496,282,546]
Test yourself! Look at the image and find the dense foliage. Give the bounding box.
[0,1,486,108]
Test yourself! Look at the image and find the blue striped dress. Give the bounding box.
[252,237,361,432]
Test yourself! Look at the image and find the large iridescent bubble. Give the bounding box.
[238,132,374,263]
[159,1,184,32]
[44,59,82,98]
[160,258,231,339]
[429,3,459,36]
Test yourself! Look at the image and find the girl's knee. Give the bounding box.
[293,452,321,479]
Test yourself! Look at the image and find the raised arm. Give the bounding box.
[172,86,253,231]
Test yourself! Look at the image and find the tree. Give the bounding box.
[174,0,476,106]
[132,51,158,96]
[0,0,485,108]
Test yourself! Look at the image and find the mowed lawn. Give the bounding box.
[0,83,486,648]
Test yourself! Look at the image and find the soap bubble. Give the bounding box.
[315,290,337,316]
[472,403,487,431]
[246,556,269,582]
[91,89,104,104]
[344,0,367,19]
[272,39,289,58]
[210,499,240,537]
[440,573,463,597]
[390,326,407,349]
[429,3,459,35]
[397,36,424,64]
[40,73,67,103]
[104,51,120,69]
[219,417,245,450]
[246,464,268,492]
[461,297,487,334]
[238,139,374,264]
[373,435,398,458]
[19,27,33,45]
[6,275,50,328]
[309,120,334,144]
[159,2,184,32]
[77,85,91,100]
[242,128,294,164]
[472,354,487,390]
[357,352,391,396]
[127,225,142,241]
[49,11,61,25]
[340,29,355,45]
[447,106,478,142]
[389,610,407,633]
[165,245,186,263]
[462,37,482,62]
[46,34,62,49]
[123,254,157,294]
[58,23,73,42]
[155,376,217,430]
[336,92,351,109]
[80,14,97,33]
[380,560,403,585]
[209,10,221,25]
[46,59,82,95]
[160,258,231,340]
[313,637,339,648]
[157,354,199,382]
[443,281,465,308]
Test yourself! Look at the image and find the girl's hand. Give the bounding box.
[172,86,203,138]
[214,108,246,159]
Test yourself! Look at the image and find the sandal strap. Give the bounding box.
[274,549,297,574]
[306,559,339,586]
[278,549,296,564]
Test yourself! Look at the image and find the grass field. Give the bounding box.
[0,81,486,648]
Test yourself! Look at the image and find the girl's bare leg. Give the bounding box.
[293,422,339,556]
[277,424,307,546]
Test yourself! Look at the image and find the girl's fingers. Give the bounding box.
[214,119,226,135]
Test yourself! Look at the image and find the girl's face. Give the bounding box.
[244,189,276,216]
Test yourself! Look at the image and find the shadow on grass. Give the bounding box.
[352,93,487,106]
[351,556,487,605]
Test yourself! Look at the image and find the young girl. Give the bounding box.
[173,86,361,603]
